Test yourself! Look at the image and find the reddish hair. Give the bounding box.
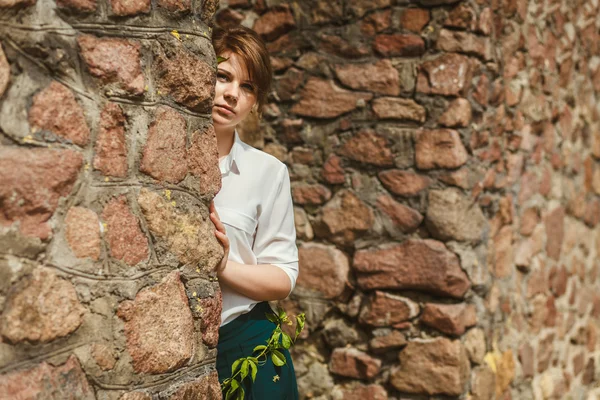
[212,26,272,111]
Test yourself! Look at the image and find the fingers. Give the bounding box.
[209,208,226,234]
[215,230,230,252]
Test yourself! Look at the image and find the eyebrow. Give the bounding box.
[217,68,255,86]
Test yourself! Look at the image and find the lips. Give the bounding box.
[215,104,235,115]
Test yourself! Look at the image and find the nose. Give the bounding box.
[223,83,239,104]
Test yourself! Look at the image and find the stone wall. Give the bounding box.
[217,0,600,398]
[0,0,224,398]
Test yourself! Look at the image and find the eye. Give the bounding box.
[217,71,229,82]
[241,83,256,93]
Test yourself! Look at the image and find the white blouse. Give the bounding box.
[214,132,299,326]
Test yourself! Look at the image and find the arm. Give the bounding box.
[218,260,291,301]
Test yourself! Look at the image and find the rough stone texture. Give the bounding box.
[369,330,407,352]
[359,291,419,327]
[157,0,190,12]
[319,190,374,245]
[140,106,188,183]
[94,102,127,177]
[415,129,468,170]
[416,53,473,96]
[0,148,82,239]
[334,60,400,95]
[426,189,487,242]
[187,125,222,196]
[290,78,373,119]
[117,272,194,374]
[372,97,426,122]
[137,189,223,269]
[91,343,117,371]
[292,183,332,205]
[400,8,430,33]
[338,130,394,167]
[545,206,565,261]
[65,206,101,260]
[157,47,215,112]
[420,303,477,336]
[390,338,469,396]
[374,34,425,57]
[56,0,97,11]
[0,267,85,343]
[439,98,472,128]
[78,35,145,95]
[110,0,150,15]
[332,384,388,400]
[0,43,10,98]
[376,194,423,233]
[28,81,90,146]
[168,372,221,399]
[378,170,431,197]
[329,348,381,379]
[253,5,295,41]
[0,356,95,400]
[197,291,221,347]
[354,240,470,298]
[102,196,149,265]
[297,242,349,299]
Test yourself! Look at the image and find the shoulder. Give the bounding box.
[238,140,289,178]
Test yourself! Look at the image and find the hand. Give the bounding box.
[209,201,229,275]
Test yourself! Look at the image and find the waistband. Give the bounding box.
[218,302,275,351]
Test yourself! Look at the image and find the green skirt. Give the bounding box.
[217,302,299,400]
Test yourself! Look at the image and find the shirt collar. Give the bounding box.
[219,130,243,175]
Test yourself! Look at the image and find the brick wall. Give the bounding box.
[0,0,223,398]
[219,0,600,398]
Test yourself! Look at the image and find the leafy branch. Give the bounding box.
[221,308,306,400]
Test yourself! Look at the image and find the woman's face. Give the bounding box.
[213,51,257,131]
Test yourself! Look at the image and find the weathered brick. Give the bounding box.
[297,242,349,299]
[291,78,373,119]
[109,0,150,15]
[318,190,374,245]
[197,290,222,347]
[338,130,394,167]
[253,5,295,41]
[157,0,190,12]
[78,35,145,95]
[354,239,470,298]
[437,29,492,60]
[322,154,345,184]
[372,97,426,122]
[29,81,90,146]
[400,8,430,33]
[360,9,392,36]
[369,330,407,352]
[137,189,222,270]
[426,189,486,242]
[157,45,215,112]
[359,291,419,327]
[140,106,188,183]
[94,102,127,177]
[0,148,82,239]
[65,206,101,260]
[421,303,477,336]
[334,60,400,96]
[415,129,468,170]
[332,384,388,400]
[439,98,472,128]
[168,372,221,399]
[330,348,381,379]
[102,196,149,265]
[117,272,194,374]
[378,169,431,197]
[187,125,222,196]
[493,225,514,278]
[56,0,96,11]
[545,206,564,260]
[346,0,390,18]
[416,53,473,96]
[275,67,304,101]
[292,183,332,205]
[376,194,423,233]
[0,356,94,399]
[0,267,85,343]
[391,338,469,396]
[0,41,10,98]
[374,34,425,57]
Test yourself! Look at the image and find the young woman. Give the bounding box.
[208,26,299,399]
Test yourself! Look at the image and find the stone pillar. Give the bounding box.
[0,0,223,398]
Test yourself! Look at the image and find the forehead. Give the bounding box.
[218,51,251,81]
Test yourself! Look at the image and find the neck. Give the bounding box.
[215,125,235,159]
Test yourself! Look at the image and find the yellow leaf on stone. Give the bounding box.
[171,201,176,206]
[164,189,171,200]
[104,177,109,182]
[171,30,181,41]
[192,292,197,297]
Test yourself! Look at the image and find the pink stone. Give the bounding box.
[102,196,149,265]
[65,207,101,260]
[94,102,127,177]
[297,243,349,299]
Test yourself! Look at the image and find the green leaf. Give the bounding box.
[281,332,292,349]
[266,312,279,324]
[253,345,267,353]
[231,358,242,376]
[237,387,245,400]
[295,313,306,339]
[249,360,258,382]
[278,307,286,319]
[225,379,239,400]
[217,56,229,64]
[271,350,286,367]
[240,360,249,380]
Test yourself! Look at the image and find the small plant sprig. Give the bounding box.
[221,308,306,400]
